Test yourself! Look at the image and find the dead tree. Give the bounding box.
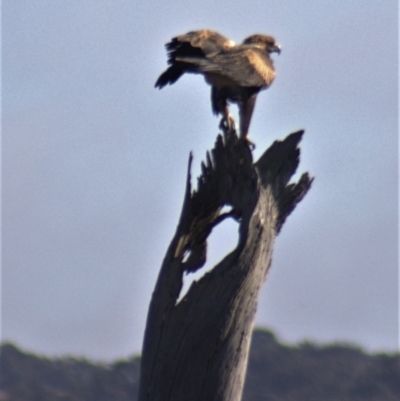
[138,128,313,401]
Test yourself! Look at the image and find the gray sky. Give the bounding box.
[2,1,398,361]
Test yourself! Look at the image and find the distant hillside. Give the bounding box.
[243,330,399,401]
[1,329,399,401]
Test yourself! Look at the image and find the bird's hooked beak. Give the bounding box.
[271,44,281,54]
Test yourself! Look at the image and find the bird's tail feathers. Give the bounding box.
[155,66,184,88]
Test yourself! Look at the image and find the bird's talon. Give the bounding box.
[227,116,236,133]
[243,136,256,150]
[219,115,236,134]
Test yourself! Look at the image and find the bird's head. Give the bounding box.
[242,35,281,54]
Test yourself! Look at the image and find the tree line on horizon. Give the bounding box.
[1,328,398,401]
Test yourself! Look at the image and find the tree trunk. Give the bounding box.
[138,129,313,401]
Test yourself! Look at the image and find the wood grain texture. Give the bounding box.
[138,129,313,401]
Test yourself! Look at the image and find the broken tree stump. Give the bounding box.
[138,129,313,401]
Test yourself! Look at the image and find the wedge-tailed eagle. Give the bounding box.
[155,30,280,144]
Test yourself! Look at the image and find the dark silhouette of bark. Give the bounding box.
[138,128,313,401]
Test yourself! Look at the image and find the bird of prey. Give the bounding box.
[155,29,281,144]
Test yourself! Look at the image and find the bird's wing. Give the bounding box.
[156,30,234,88]
[173,30,235,56]
[183,47,276,88]
[165,30,235,65]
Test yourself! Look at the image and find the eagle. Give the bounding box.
[155,29,281,144]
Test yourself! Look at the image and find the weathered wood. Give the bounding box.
[138,129,313,401]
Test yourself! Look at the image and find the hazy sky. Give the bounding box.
[3,1,398,361]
